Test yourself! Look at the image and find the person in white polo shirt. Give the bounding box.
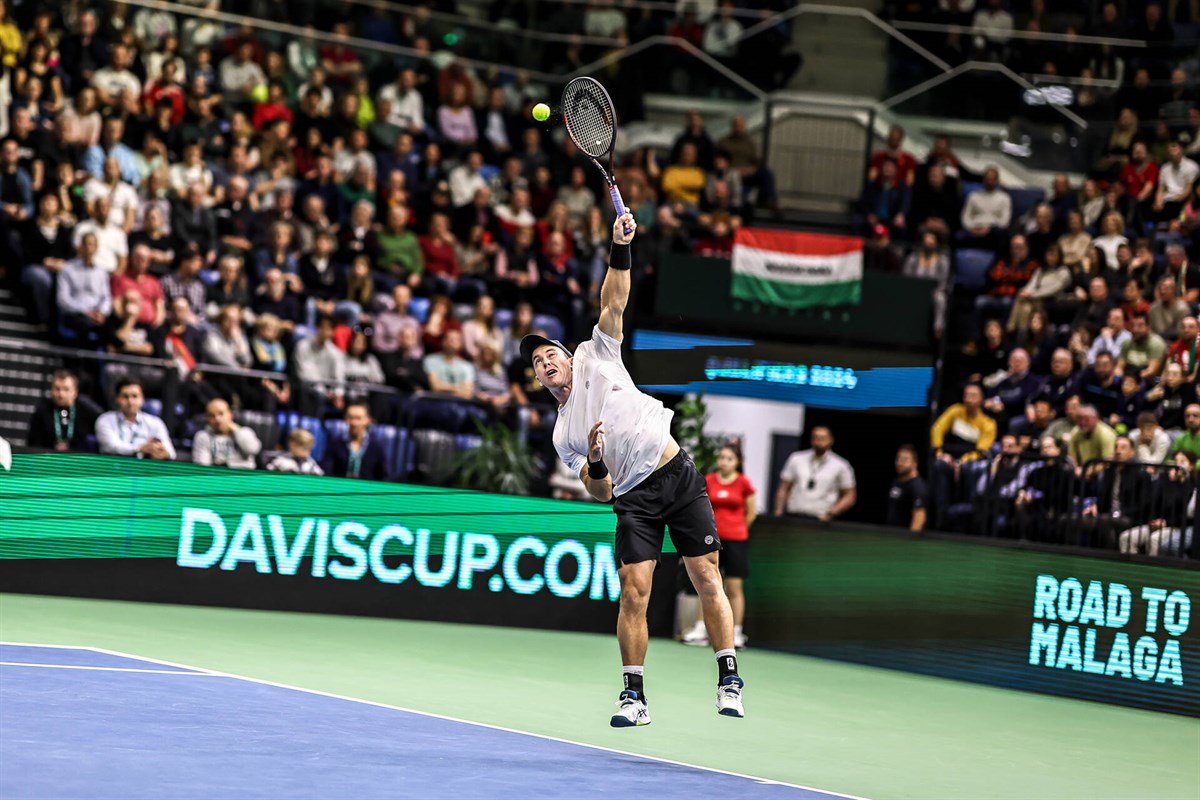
[95,378,175,460]
[773,426,857,521]
[1155,141,1199,223]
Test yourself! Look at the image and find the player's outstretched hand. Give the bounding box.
[612,212,636,245]
[588,420,605,464]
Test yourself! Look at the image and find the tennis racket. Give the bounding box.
[560,77,632,235]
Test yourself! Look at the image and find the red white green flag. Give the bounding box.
[731,228,863,309]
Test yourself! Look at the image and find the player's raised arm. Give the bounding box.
[597,212,636,342]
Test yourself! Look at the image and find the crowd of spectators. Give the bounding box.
[858,0,1199,555]
[2,0,779,486]
[885,0,1197,147]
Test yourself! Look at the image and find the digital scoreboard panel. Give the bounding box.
[629,330,934,412]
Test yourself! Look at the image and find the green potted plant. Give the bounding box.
[672,395,726,475]
[454,420,537,495]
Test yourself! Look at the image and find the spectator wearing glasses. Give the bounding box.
[774,426,857,522]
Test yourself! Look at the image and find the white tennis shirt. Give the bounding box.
[553,325,673,497]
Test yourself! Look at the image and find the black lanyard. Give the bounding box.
[53,406,75,443]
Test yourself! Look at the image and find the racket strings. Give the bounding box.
[562,78,616,159]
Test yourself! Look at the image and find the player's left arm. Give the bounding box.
[597,212,636,342]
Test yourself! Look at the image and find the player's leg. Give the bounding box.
[611,560,656,727]
[617,559,655,667]
[661,454,744,717]
[610,502,665,728]
[682,553,734,653]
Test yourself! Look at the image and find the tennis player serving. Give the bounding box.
[520,213,744,727]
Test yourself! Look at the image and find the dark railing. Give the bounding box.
[934,453,1198,560]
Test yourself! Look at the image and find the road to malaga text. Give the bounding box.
[1030,574,1190,686]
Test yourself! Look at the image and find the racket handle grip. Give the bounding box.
[609,186,633,235]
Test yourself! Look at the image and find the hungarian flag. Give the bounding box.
[731,228,863,309]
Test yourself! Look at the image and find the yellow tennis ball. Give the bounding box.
[249,84,269,104]
[532,103,550,122]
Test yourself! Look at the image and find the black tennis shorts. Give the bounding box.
[719,539,750,578]
[612,449,721,566]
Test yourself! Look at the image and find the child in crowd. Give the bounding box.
[266,428,324,475]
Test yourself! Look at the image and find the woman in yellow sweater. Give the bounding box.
[661,142,706,207]
[931,383,998,463]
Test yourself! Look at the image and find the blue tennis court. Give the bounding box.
[0,643,847,800]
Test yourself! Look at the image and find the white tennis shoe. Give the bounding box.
[610,690,651,727]
[716,676,745,718]
[681,621,709,647]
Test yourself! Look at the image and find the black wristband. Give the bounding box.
[609,241,631,271]
[588,458,609,479]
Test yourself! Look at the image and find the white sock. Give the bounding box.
[714,648,736,660]
[734,625,744,636]
[622,665,644,676]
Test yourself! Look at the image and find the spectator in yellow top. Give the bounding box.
[1068,404,1117,470]
[661,142,706,207]
[931,383,997,463]
[0,1,20,69]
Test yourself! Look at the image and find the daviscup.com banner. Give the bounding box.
[731,228,864,310]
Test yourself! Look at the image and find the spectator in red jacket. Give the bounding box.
[419,212,461,295]
[975,234,1037,329]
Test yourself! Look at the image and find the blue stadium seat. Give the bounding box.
[455,434,483,452]
[372,424,400,478]
[954,249,995,291]
[494,308,514,330]
[143,399,164,418]
[392,428,415,480]
[1008,187,1045,222]
[198,269,219,286]
[407,396,469,433]
[409,297,431,323]
[323,419,348,446]
[534,314,565,342]
[961,181,983,199]
[276,411,292,438]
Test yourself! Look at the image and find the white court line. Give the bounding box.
[0,641,870,800]
[0,661,216,676]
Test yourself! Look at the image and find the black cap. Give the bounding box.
[520,334,572,365]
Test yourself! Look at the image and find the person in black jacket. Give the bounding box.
[1081,435,1151,548]
[1120,450,1197,556]
[1015,436,1077,543]
[26,370,102,452]
[323,402,390,481]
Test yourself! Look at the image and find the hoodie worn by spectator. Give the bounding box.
[192,425,262,469]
